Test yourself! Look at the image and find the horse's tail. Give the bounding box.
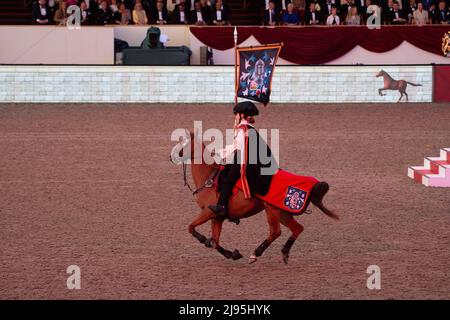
[310,182,339,220]
[406,81,422,87]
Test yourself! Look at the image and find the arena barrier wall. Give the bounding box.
[0,65,433,103]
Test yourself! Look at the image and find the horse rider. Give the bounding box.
[208,101,278,219]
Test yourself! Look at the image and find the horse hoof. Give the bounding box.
[204,238,215,248]
[282,253,289,265]
[248,255,257,264]
[231,249,243,260]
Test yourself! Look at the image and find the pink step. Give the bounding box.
[408,148,450,187]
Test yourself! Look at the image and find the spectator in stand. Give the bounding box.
[132,1,149,24]
[345,5,361,23]
[32,0,52,24]
[412,2,429,23]
[362,0,379,23]
[199,0,212,21]
[325,5,341,24]
[282,3,300,24]
[54,1,69,24]
[151,0,169,24]
[428,2,437,22]
[355,0,366,16]
[421,0,435,10]
[190,0,209,24]
[278,0,292,14]
[114,2,132,24]
[80,0,93,24]
[263,1,280,25]
[109,0,120,13]
[384,0,395,23]
[436,0,450,23]
[211,0,231,25]
[322,0,338,21]
[304,2,321,25]
[94,0,114,24]
[340,0,354,20]
[406,0,417,23]
[387,1,407,24]
[172,0,189,23]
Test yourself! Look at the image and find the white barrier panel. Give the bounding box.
[0,26,114,65]
[0,65,432,103]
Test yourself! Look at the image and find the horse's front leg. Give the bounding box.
[249,204,281,264]
[188,209,214,245]
[206,218,243,260]
[378,88,385,96]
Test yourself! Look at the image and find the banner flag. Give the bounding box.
[236,44,282,105]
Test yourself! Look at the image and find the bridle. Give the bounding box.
[182,161,220,197]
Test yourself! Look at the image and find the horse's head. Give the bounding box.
[170,130,213,165]
[376,70,385,78]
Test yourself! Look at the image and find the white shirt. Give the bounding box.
[281,0,287,10]
[217,120,253,164]
[40,7,47,16]
[196,11,203,21]
[326,14,340,25]
[265,0,270,10]
[180,11,185,22]
[311,12,316,22]
[158,11,163,20]
[269,10,273,23]
[216,10,222,21]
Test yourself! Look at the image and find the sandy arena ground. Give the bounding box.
[0,103,449,300]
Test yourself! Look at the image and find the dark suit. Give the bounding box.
[32,4,52,24]
[211,6,231,24]
[321,2,337,19]
[190,8,211,24]
[304,9,322,25]
[436,8,450,23]
[172,5,189,24]
[150,8,169,23]
[340,3,352,20]
[94,8,114,25]
[263,9,280,25]
[387,9,406,24]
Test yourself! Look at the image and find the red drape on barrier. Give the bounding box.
[190,26,450,64]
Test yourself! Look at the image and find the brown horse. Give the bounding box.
[376,70,422,103]
[171,131,339,264]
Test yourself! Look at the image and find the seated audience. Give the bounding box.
[263,1,280,25]
[282,3,300,25]
[211,0,231,25]
[326,5,341,24]
[304,2,321,25]
[345,5,361,24]
[172,0,189,24]
[436,0,450,23]
[114,2,132,24]
[109,0,120,13]
[413,2,429,24]
[406,0,418,23]
[79,0,93,24]
[132,2,148,24]
[190,0,210,24]
[151,0,169,24]
[387,1,407,24]
[54,1,69,25]
[32,0,52,25]
[94,0,114,25]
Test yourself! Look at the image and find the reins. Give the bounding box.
[182,161,219,197]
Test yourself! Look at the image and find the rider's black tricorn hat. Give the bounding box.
[233,101,259,116]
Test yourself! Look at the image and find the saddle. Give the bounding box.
[214,167,319,215]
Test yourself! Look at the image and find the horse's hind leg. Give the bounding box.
[397,91,403,103]
[206,218,242,260]
[189,209,214,245]
[280,213,304,264]
[249,203,281,264]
